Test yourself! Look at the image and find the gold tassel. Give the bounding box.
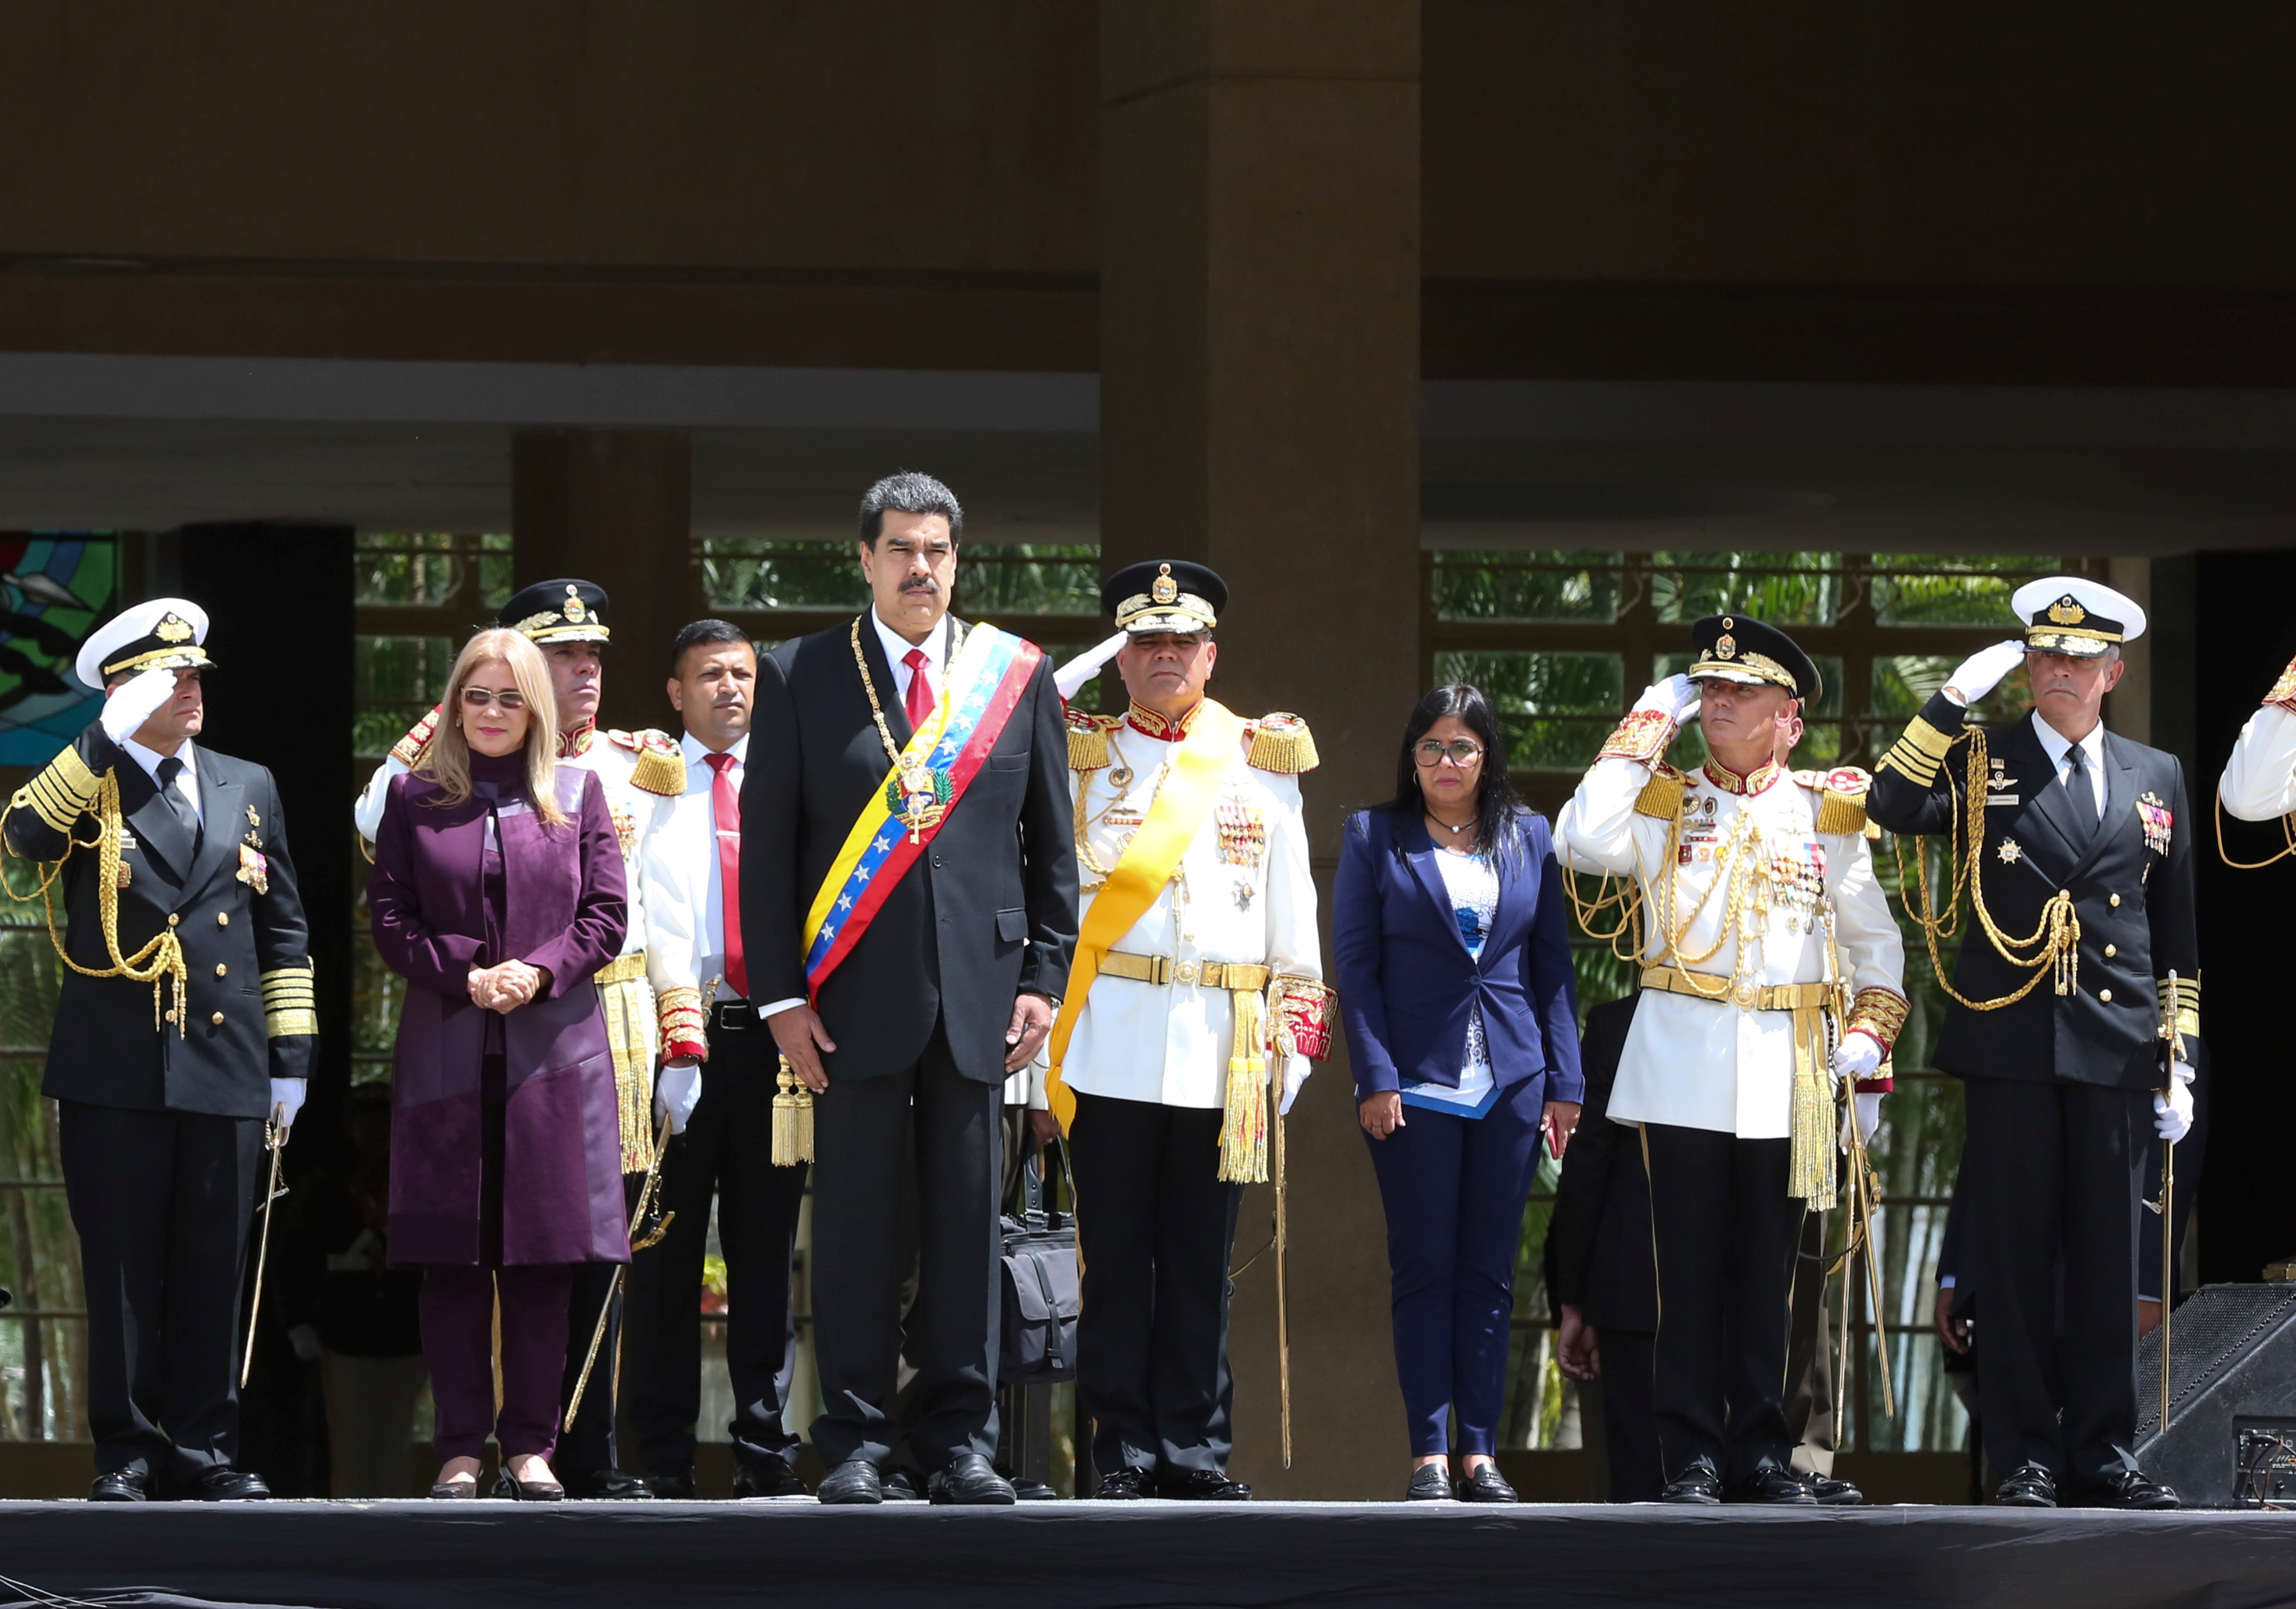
[1245,713,1319,775]
[772,1056,814,1167]
[1066,715,1113,773]
[1217,989,1269,1184]
[626,734,687,798]
[596,963,656,1174]
[1788,1003,1836,1209]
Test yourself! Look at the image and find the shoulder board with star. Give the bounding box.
[1065,708,1121,772]
[1634,761,1691,819]
[610,728,687,797]
[1246,712,1319,775]
[1796,766,1874,836]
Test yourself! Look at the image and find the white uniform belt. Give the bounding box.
[1102,951,1270,992]
[1640,964,1829,1014]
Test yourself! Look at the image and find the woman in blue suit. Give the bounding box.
[1334,683,1583,1503]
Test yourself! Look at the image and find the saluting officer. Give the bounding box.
[1868,577,2193,1510]
[355,578,686,1499]
[1556,616,1906,1506]
[3,601,315,1501]
[2217,642,2296,824]
[1040,561,1334,1501]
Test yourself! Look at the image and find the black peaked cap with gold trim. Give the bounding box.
[1687,614,1820,706]
[500,578,611,644]
[1103,560,1226,635]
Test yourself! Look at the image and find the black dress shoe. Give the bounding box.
[2085,1468,2179,1510]
[732,1460,810,1499]
[89,1469,148,1503]
[645,1467,697,1500]
[1991,1464,2057,1508]
[1662,1457,1723,1506]
[882,1467,927,1503]
[817,1458,883,1506]
[1801,1472,1863,1506]
[1461,1464,1518,1503]
[1155,1468,1251,1501]
[1406,1464,1454,1501]
[1729,1465,1819,1506]
[930,1452,1016,1506]
[1095,1467,1150,1499]
[184,1467,271,1502]
[563,1465,652,1499]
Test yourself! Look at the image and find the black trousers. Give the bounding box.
[625,1021,809,1474]
[1643,1125,1802,1483]
[1960,1075,2149,1489]
[1596,1329,1662,1503]
[809,1019,1002,1471]
[58,1101,261,1484]
[1070,1092,1242,1478]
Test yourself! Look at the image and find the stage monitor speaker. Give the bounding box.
[2136,1282,2296,1507]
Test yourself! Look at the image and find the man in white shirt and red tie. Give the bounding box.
[625,620,813,1499]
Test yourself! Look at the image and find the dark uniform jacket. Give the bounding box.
[739,613,1078,1084]
[1546,993,1657,1335]
[3,722,314,1119]
[1868,693,2197,1088]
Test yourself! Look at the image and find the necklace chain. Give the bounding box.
[850,616,966,767]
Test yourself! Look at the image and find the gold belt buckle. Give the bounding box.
[1733,978,1761,1010]
[1172,959,1200,986]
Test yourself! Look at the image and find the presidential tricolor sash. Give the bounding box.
[800,621,1043,1002]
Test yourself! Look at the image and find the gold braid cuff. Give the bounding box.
[1878,714,1957,787]
[657,983,708,1059]
[1598,709,1676,767]
[14,745,102,837]
[1846,986,1910,1052]
[2158,974,2200,1049]
[390,704,442,768]
[1270,974,1337,1063]
[2265,655,2296,714]
[260,962,319,1038]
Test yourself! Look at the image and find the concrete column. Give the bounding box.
[1101,1,1421,1499]
[512,429,696,734]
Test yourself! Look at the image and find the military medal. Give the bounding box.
[2136,791,2173,856]
[236,843,270,894]
[885,759,952,842]
[1997,838,2022,864]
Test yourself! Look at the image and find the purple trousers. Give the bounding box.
[421,1265,574,1461]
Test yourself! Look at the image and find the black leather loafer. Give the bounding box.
[1662,1457,1724,1506]
[930,1452,1016,1506]
[1461,1464,1518,1503]
[563,1465,652,1500]
[1730,1465,1819,1506]
[1094,1467,1149,1499]
[817,1458,883,1506]
[89,1469,148,1503]
[1156,1468,1251,1501]
[645,1467,697,1500]
[1992,1464,2057,1508]
[732,1460,810,1499]
[185,1467,271,1502]
[2085,1468,2179,1510]
[1802,1472,1863,1506]
[882,1467,927,1503]
[1405,1464,1453,1502]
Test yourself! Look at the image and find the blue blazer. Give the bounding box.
[1333,805,1583,1105]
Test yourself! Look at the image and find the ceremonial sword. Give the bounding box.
[241,1114,291,1387]
[2158,969,2182,1433]
[567,1107,676,1426]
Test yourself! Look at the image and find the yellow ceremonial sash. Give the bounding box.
[1044,700,1248,1133]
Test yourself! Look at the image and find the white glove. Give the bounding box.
[1830,1031,1884,1085]
[1055,632,1128,703]
[655,1059,703,1136]
[269,1077,307,1132]
[100,666,180,743]
[1632,673,1700,724]
[286,1323,323,1363]
[2154,1078,2194,1143]
[1841,1091,1885,1150]
[1941,640,2028,707]
[1279,1057,1311,1118]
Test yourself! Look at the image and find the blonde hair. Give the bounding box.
[415,628,568,826]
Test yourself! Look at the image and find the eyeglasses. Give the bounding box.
[461,686,526,712]
[1414,738,1484,767]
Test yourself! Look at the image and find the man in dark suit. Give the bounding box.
[741,471,1078,1506]
[3,599,315,1501]
[1869,575,2193,1510]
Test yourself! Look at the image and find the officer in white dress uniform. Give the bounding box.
[2220,647,2296,824]
[1041,560,1334,1501]
[1555,615,1906,1506]
[353,578,684,1499]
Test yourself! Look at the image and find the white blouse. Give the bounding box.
[1405,846,1500,1112]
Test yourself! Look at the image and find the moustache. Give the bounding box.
[901,578,940,594]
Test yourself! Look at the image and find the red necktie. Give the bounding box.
[903,647,935,730]
[704,751,746,999]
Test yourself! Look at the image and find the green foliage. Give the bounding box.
[1430,551,1620,623]
[1654,552,1840,625]
[1433,651,1622,770]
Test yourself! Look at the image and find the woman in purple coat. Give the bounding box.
[368,626,630,1500]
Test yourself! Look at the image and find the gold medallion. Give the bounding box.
[1151,564,1179,605]
[563,583,587,624]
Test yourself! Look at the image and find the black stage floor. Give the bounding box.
[3,1500,2294,1609]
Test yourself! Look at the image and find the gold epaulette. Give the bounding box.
[260,962,319,1038]
[1797,766,1874,836]
[390,703,442,769]
[1246,712,1319,775]
[14,744,102,837]
[611,728,686,797]
[1634,763,1689,819]
[1067,710,1120,772]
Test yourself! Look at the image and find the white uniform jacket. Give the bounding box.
[2220,670,2296,822]
[1555,738,1906,1140]
[638,731,747,1062]
[1051,706,1326,1109]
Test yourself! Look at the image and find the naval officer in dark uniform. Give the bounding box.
[1868,576,2192,1510]
[2,600,316,1500]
